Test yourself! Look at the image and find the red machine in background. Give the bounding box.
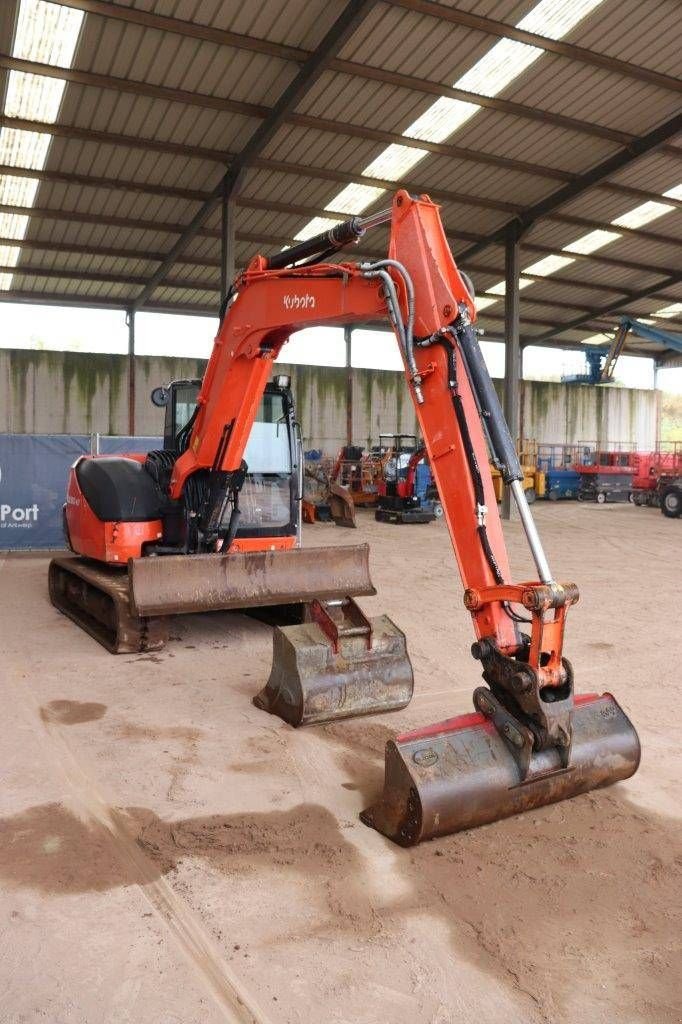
[575,448,637,504]
[631,446,682,513]
[49,190,639,845]
[375,444,442,524]
[630,450,675,505]
[332,436,406,506]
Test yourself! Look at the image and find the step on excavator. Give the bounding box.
[50,190,640,844]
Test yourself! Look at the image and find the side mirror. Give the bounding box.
[150,386,170,408]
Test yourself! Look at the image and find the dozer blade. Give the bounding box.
[129,544,375,617]
[254,597,414,726]
[360,692,640,846]
[49,555,168,654]
[327,482,356,528]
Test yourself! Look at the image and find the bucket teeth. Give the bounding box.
[254,609,414,727]
[361,693,640,845]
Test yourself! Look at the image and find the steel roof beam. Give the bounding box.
[54,0,682,97]
[0,274,604,332]
[0,52,644,150]
[3,133,679,249]
[130,0,378,311]
[2,194,680,281]
[0,289,219,316]
[7,234,660,302]
[534,272,682,342]
[5,260,664,322]
[0,288,662,353]
[388,0,682,94]
[5,113,681,213]
[458,111,682,262]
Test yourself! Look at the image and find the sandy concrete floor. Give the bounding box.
[0,502,680,1024]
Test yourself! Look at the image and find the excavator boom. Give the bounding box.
[162,189,639,842]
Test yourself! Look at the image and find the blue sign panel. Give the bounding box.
[0,434,90,549]
[0,435,162,550]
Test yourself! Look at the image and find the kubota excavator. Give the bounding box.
[49,190,640,845]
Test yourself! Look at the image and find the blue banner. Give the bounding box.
[99,436,162,454]
[0,434,90,549]
[0,435,162,550]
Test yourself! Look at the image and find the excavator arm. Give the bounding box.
[173,192,572,739]
[144,190,641,843]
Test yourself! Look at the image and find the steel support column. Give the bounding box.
[126,309,135,435]
[654,361,661,450]
[220,180,236,306]
[344,325,353,445]
[502,223,521,521]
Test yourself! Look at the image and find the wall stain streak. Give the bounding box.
[0,351,657,453]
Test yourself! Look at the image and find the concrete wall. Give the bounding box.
[0,349,658,451]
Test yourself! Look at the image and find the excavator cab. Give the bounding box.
[153,377,302,544]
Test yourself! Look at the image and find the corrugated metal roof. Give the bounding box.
[0,0,680,356]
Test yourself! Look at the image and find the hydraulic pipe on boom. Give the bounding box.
[166,189,640,844]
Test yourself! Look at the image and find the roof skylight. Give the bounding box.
[0,0,84,290]
[503,178,682,304]
[518,0,606,39]
[0,245,21,265]
[475,296,500,311]
[662,183,682,201]
[651,302,682,320]
[0,213,30,239]
[291,0,606,262]
[4,71,68,123]
[486,278,534,296]
[523,254,575,276]
[0,127,51,170]
[579,333,609,345]
[0,175,39,207]
[324,183,383,217]
[562,229,622,255]
[405,97,480,144]
[454,38,543,99]
[611,200,675,229]
[363,144,429,182]
[294,216,342,242]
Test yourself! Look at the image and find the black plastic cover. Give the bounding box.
[76,457,164,522]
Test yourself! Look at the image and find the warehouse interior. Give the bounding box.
[1,1,681,1022]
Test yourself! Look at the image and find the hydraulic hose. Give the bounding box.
[452,310,523,486]
[361,259,422,402]
[417,333,505,586]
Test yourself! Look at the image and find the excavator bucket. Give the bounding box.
[327,482,356,528]
[254,597,414,726]
[361,692,640,846]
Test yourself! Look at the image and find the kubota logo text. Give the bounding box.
[283,293,315,311]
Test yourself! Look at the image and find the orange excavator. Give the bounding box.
[49,190,640,845]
